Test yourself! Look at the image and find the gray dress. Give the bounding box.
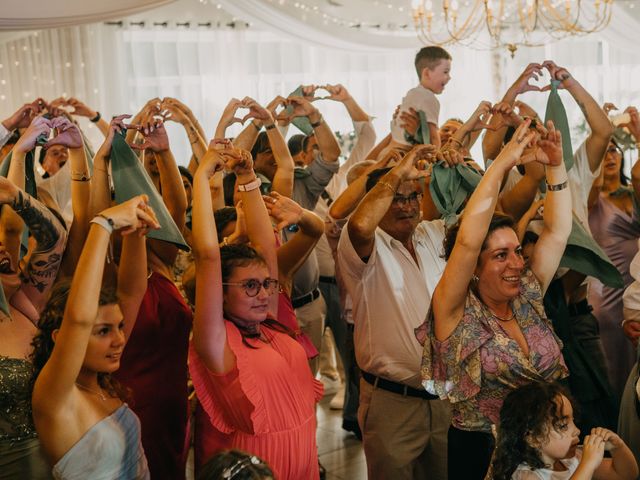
[588,193,640,396]
[52,404,149,480]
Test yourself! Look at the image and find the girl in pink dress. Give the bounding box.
[189,141,322,480]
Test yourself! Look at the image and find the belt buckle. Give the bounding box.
[402,385,409,396]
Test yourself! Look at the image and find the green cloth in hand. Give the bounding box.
[287,86,314,136]
[559,218,623,288]
[544,79,574,172]
[429,161,482,226]
[110,132,189,251]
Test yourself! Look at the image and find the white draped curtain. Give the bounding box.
[0,0,638,164]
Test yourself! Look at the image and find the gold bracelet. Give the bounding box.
[377,180,397,194]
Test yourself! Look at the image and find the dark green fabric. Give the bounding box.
[544,278,618,432]
[559,218,623,288]
[544,79,574,171]
[0,150,38,198]
[287,86,314,136]
[428,161,482,226]
[417,110,430,145]
[110,132,189,251]
[403,110,431,145]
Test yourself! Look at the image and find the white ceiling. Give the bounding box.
[1,0,639,42]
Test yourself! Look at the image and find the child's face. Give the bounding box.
[422,59,452,94]
[539,395,580,465]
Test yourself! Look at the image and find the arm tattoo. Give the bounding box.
[11,190,64,251]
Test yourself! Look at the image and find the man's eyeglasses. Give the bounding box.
[222,278,279,297]
[392,192,423,206]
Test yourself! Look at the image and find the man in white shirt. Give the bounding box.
[337,148,450,480]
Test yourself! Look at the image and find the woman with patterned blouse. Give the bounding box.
[419,120,572,480]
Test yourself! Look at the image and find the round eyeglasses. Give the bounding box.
[222,278,279,297]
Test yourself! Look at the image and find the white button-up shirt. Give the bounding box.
[337,219,446,388]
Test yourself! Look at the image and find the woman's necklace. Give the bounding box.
[489,307,515,322]
[75,382,107,401]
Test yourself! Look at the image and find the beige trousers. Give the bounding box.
[358,378,451,480]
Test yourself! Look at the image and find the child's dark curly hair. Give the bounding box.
[30,279,129,401]
[492,382,574,480]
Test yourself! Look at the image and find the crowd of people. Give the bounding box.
[0,45,639,480]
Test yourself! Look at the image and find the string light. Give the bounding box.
[260,0,412,31]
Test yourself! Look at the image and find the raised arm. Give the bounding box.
[286,95,341,163]
[497,151,545,220]
[244,97,295,198]
[224,144,278,279]
[117,226,148,340]
[125,98,161,145]
[162,98,207,166]
[1,99,41,147]
[215,98,243,140]
[329,153,396,221]
[528,122,571,293]
[32,195,158,417]
[482,64,543,161]
[433,121,536,341]
[324,84,377,174]
[191,142,234,374]
[3,116,51,264]
[543,61,613,173]
[264,191,324,294]
[347,145,432,259]
[65,97,110,137]
[447,100,494,153]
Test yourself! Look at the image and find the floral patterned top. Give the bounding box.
[419,268,568,432]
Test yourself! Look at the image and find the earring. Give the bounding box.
[472,274,479,283]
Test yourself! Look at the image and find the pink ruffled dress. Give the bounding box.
[189,320,323,480]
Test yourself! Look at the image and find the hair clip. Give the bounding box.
[222,455,262,479]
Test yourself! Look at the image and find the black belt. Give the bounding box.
[362,371,438,400]
[567,299,593,316]
[319,276,337,285]
[291,288,320,309]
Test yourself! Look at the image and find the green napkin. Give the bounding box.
[287,86,314,136]
[0,149,38,198]
[110,132,189,251]
[559,218,623,288]
[403,111,431,145]
[544,80,574,171]
[429,161,482,226]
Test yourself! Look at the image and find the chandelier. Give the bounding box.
[411,0,614,56]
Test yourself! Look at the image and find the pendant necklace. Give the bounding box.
[75,382,107,401]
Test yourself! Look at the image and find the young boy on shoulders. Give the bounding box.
[390,46,452,149]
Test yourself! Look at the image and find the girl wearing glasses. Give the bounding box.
[189,141,323,480]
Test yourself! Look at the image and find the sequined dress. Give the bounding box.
[0,356,50,479]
